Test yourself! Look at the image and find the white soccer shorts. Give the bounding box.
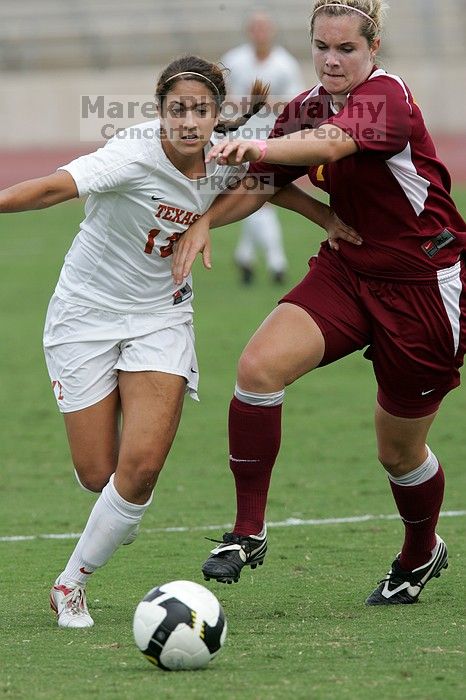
[43,295,199,413]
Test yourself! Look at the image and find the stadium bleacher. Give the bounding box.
[0,0,465,70]
[0,0,312,69]
[0,0,464,175]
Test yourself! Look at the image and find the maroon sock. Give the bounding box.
[228,396,282,535]
[389,465,445,570]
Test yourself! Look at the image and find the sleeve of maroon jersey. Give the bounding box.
[249,90,311,189]
[323,75,413,157]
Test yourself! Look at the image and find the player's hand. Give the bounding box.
[325,210,362,251]
[206,139,261,166]
[172,215,212,285]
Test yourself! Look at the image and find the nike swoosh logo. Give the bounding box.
[421,389,436,396]
[190,368,198,373]
[151,195,163,201]
[79,566,94,575]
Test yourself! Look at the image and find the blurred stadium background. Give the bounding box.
[0,0,465,187]
[1,8,465,695]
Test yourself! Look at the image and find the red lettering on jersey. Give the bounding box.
[144,228,160,254]
[154,204,197,225]
[180,211,193,226]
[160,232,181,257]
[144,228,181,257]
[147,205,199,258]
[162,206,177,222]
[52,380,64,401]
[173,208,187,224]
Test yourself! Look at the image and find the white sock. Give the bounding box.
[388,446,439,486]
[59,474,153,586]
[234,383,285,407]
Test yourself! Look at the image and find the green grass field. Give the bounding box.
[1,192,465,700]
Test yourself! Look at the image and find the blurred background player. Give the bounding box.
[221,9,305,284]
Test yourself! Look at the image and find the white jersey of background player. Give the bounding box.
[221,9,305,284]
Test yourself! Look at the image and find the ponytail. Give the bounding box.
[215,79,270,134]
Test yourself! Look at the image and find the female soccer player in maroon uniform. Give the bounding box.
[173,0,466,604]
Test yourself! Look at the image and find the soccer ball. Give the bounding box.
[133,580,227,671]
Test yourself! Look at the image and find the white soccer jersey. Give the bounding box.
[56,120,247,314]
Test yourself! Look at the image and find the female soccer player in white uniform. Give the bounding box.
[0,55,359,628]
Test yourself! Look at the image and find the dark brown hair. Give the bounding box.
[155,55,269,133]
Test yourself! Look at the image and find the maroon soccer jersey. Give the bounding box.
[250,67,466,280]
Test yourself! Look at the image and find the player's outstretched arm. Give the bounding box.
[0,171,78,213]
[172,178,275,284]
[271,184,362,250]
[172,214,212,285]
[172,176,363,283]
[206,125,357,167]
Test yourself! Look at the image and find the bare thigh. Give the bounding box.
[115,370,186,503]
[237,302,325,392]
[63,388,120,492]
[375,402,438,477]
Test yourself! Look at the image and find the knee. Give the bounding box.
[133,465,159,494]
[73,459,114,493]
[237,348,278,392]
[120,452,162,493]
[74,467,111,493]
[378,454,401,477]
[377,447,415,478]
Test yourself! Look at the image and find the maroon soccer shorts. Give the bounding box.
[280,245,466,418]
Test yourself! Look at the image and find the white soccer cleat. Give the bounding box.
[50,580,94,628]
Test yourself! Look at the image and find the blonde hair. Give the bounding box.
[310,0,389,46]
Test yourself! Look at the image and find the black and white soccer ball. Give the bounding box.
[133,580,227,671]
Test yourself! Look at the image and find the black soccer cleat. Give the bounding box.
[202,526,267,584]
[236,263,254,285]
[365,534,448,605]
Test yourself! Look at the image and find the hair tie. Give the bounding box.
[164,71,221,96]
